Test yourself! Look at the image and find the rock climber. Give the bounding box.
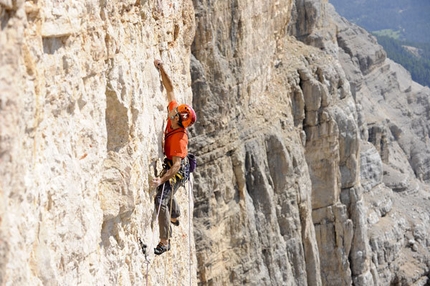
[151,59,196,255]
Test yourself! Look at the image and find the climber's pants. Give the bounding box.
[154,181,182,240]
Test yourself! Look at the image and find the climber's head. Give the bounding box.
[177,104,196,128]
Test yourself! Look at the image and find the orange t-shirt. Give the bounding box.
[164,100,188,160]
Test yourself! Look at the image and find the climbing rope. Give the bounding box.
[163,182,175,286]
[167,185,174,240]
[188,176,194,286]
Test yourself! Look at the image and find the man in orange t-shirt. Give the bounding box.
[151,60,196,255]
[163,100,188,160]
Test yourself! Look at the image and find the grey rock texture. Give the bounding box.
[191,0,430,285]
[332,5,430,285]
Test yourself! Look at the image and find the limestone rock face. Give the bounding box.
[1,0,197,285]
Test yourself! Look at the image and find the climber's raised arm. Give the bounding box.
[154,59,176,102]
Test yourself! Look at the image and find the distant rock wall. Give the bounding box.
[334,8,430,284]
[191,0,430,285]
[190,0,374,284]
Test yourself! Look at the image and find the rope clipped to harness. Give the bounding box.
[162,154,195,185]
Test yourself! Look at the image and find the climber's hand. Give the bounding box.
[154,59,163,69]
[151,177,162,188]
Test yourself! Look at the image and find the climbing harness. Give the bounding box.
[162,156,192,185]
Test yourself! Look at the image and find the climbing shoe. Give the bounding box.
[154,242,170,255]
[171,219,179,226]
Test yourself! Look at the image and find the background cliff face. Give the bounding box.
[191,0,366,284]
[1,0,430,286]
[191,0,430,285]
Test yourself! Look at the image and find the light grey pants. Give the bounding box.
[155,180,182,240]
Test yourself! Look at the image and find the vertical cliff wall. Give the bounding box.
[191,0,430,285]
[190,0,372,284]
[1,0,197,285]
[333,9,430,285]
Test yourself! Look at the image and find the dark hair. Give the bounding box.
[178,115,184,128]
